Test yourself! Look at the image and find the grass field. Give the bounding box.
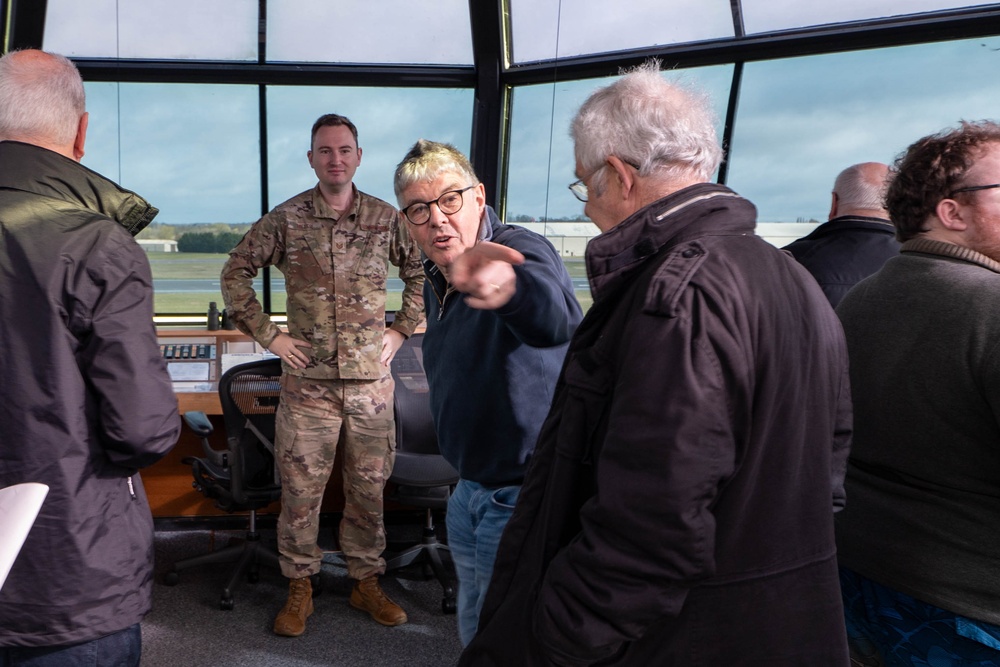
[147,252,593,314]
[148,252,230,279]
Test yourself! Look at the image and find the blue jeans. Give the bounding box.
[446,479,520,646]
[0,624,141,667]
[841,567,1000,666]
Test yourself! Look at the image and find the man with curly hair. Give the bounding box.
[836,120,1000,665]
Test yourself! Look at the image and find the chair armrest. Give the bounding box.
[183,411,213,438]
[183,411,227,468]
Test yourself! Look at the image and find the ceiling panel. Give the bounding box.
[266,0,473,65]
[43,0,257,60]
[742,0,985,34]
[509,0,735,64]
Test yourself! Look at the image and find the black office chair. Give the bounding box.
[163,358,284,610]
[384,333,459,614]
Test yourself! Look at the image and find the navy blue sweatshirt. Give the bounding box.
[421,207,582,486]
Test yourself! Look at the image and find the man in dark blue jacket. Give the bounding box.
[784,161,900,307]
[393,140,582,645]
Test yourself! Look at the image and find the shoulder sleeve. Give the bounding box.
[78,229,181,469]
[389,209,426,337]
[493,227,582,347]
[220,210,284,348]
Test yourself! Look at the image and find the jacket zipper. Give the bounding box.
[126,476,136,500]
[431,281,457,321]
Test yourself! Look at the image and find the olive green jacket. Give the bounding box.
[221,184,425,380]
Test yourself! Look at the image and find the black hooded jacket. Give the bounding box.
[0,141,180,647]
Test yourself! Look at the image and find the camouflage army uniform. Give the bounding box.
[221,183,424,581]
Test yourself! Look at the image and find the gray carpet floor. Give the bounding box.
[144,528,463,667]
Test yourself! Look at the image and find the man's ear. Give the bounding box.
[828,192,839,220]
[606,155,635,199]
[72,112,88,162]
[936,196,969,232]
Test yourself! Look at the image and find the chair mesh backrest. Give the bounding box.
[219,359,282,492]
[390,334,440,457]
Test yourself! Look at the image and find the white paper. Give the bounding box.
[0,483,49,591]
[167,361,211,381]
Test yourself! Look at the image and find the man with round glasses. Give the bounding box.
[393,139,582,645]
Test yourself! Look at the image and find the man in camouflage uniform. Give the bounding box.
[221,114,424,637]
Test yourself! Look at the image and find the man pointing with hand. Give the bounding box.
[393,140,582,645]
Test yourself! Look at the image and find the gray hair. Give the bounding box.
[571,59,723,193]
[833,162,889,212]
[394,139,480,204]
[0,50,85,147]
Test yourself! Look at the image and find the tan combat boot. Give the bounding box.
[349,575,408,626]
[273,576,314,637]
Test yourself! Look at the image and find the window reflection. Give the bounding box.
[726,37,1000,223]
[83,82,261,314]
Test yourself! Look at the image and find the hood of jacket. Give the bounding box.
[0,140,158,234]
[585,183,757,300]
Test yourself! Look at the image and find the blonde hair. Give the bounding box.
[394,139,479,205]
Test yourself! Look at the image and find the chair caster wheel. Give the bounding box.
[220,597,235,611]
[442,597,457,614]
[163,571,179,586]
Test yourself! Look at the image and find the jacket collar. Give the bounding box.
[901,237,1000,274]
[0,140,158,235]
[585,183,756,299]
[805,215,895,239]
[312,182,361,220]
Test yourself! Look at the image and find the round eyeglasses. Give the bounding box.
[401,186,475,225]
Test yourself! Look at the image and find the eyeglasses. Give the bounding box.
[401,186,475,225]
[949,183,1000,197]
[568,159,640,203]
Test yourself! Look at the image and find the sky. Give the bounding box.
[42,0,1000,227]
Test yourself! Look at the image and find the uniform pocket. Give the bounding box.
[285,229,332,286]
[354,231,389,285]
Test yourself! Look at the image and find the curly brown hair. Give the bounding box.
[887,120,1000,241]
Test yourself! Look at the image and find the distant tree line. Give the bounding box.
[137,222,251,253]
[176,231,245,253]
